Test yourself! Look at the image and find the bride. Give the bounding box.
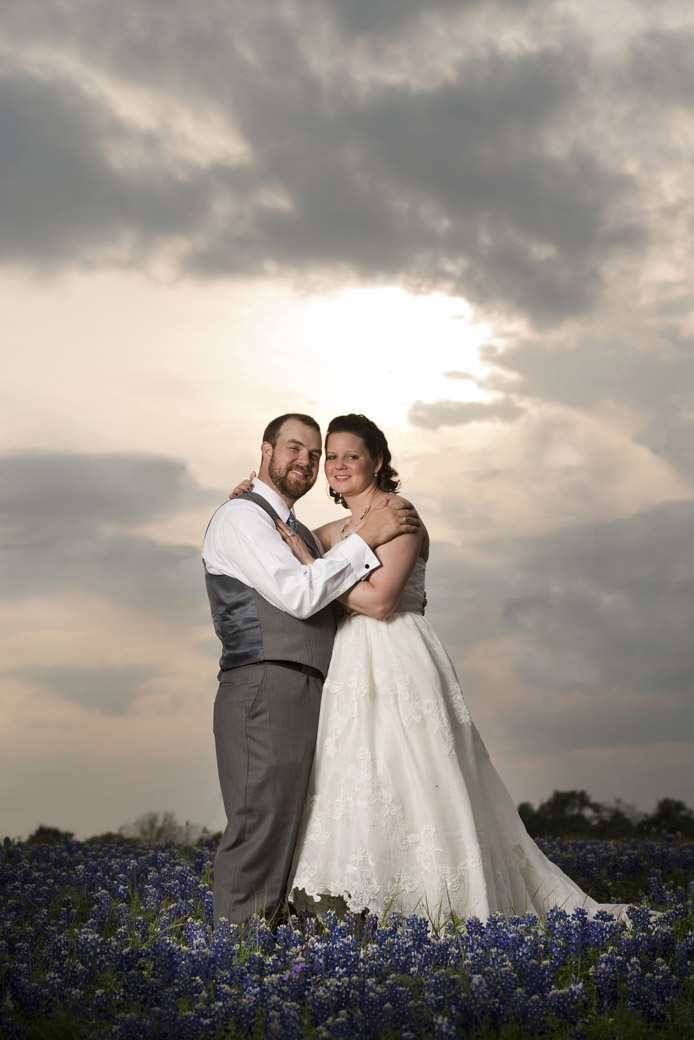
[242,413,626,922]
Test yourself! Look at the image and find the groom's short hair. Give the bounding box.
[262,413,321,448]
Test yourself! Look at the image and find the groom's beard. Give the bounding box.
[268,457,316,501]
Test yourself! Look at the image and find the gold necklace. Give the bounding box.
[340,490,377,540]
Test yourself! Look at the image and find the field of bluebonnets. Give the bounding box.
[2,835,693,1039]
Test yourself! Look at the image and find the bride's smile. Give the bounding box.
[324,432,382,501]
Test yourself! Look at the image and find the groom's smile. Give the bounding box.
[262,417,323,504]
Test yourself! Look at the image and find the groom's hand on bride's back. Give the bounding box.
[358,495,421,549]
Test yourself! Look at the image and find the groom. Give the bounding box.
[203,412,420,924]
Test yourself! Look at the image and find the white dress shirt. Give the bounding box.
[202,478,380,619]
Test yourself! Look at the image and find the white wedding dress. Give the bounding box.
[289,558,626,922]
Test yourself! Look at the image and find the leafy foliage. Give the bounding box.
[518,791,694,840]
[25,825,75,845]
[118,810,211,846]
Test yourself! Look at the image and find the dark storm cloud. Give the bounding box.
[408,397,524,428]
[1,453,207,526]
[189,41,633,320]
[625,29,694,105]
[481,333,694,411]
[0,0,642,323]
[505,502,694,751]
[0,67,208,265]
[505,501,694,696]
[480,332,694,484]
[427,500,694,753]
[0,453,218,612]
[12,665,157,716]
[315,0,488,36]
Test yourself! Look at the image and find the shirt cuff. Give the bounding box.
[333,533,380,579]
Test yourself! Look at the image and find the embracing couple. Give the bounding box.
[203,412,626,926]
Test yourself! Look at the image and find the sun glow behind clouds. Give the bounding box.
[259,287,496,426]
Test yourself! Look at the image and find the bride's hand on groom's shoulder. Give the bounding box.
[229,472,256,499]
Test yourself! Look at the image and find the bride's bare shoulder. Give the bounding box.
[383,492,423,519]
[313,518,345,551]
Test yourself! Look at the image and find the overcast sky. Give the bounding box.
[1,0,693,839]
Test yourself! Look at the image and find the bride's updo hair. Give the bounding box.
[326,413,401,507]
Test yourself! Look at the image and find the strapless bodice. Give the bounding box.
[394,556,426,613]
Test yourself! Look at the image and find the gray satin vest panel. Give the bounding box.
[204,492,336,677]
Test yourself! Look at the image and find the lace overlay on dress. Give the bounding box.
[295,746,488,917]
[288,557,627,922]
[322,561,471,760]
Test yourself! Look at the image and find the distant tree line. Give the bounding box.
[18,794,694,846]
[518,790,694,840]
[23,812,214,847]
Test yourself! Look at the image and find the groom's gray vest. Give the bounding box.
[205,491,336,678]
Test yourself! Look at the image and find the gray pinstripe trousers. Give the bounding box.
[212,661,322,924]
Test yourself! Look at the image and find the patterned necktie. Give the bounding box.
[287,513,318,557]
